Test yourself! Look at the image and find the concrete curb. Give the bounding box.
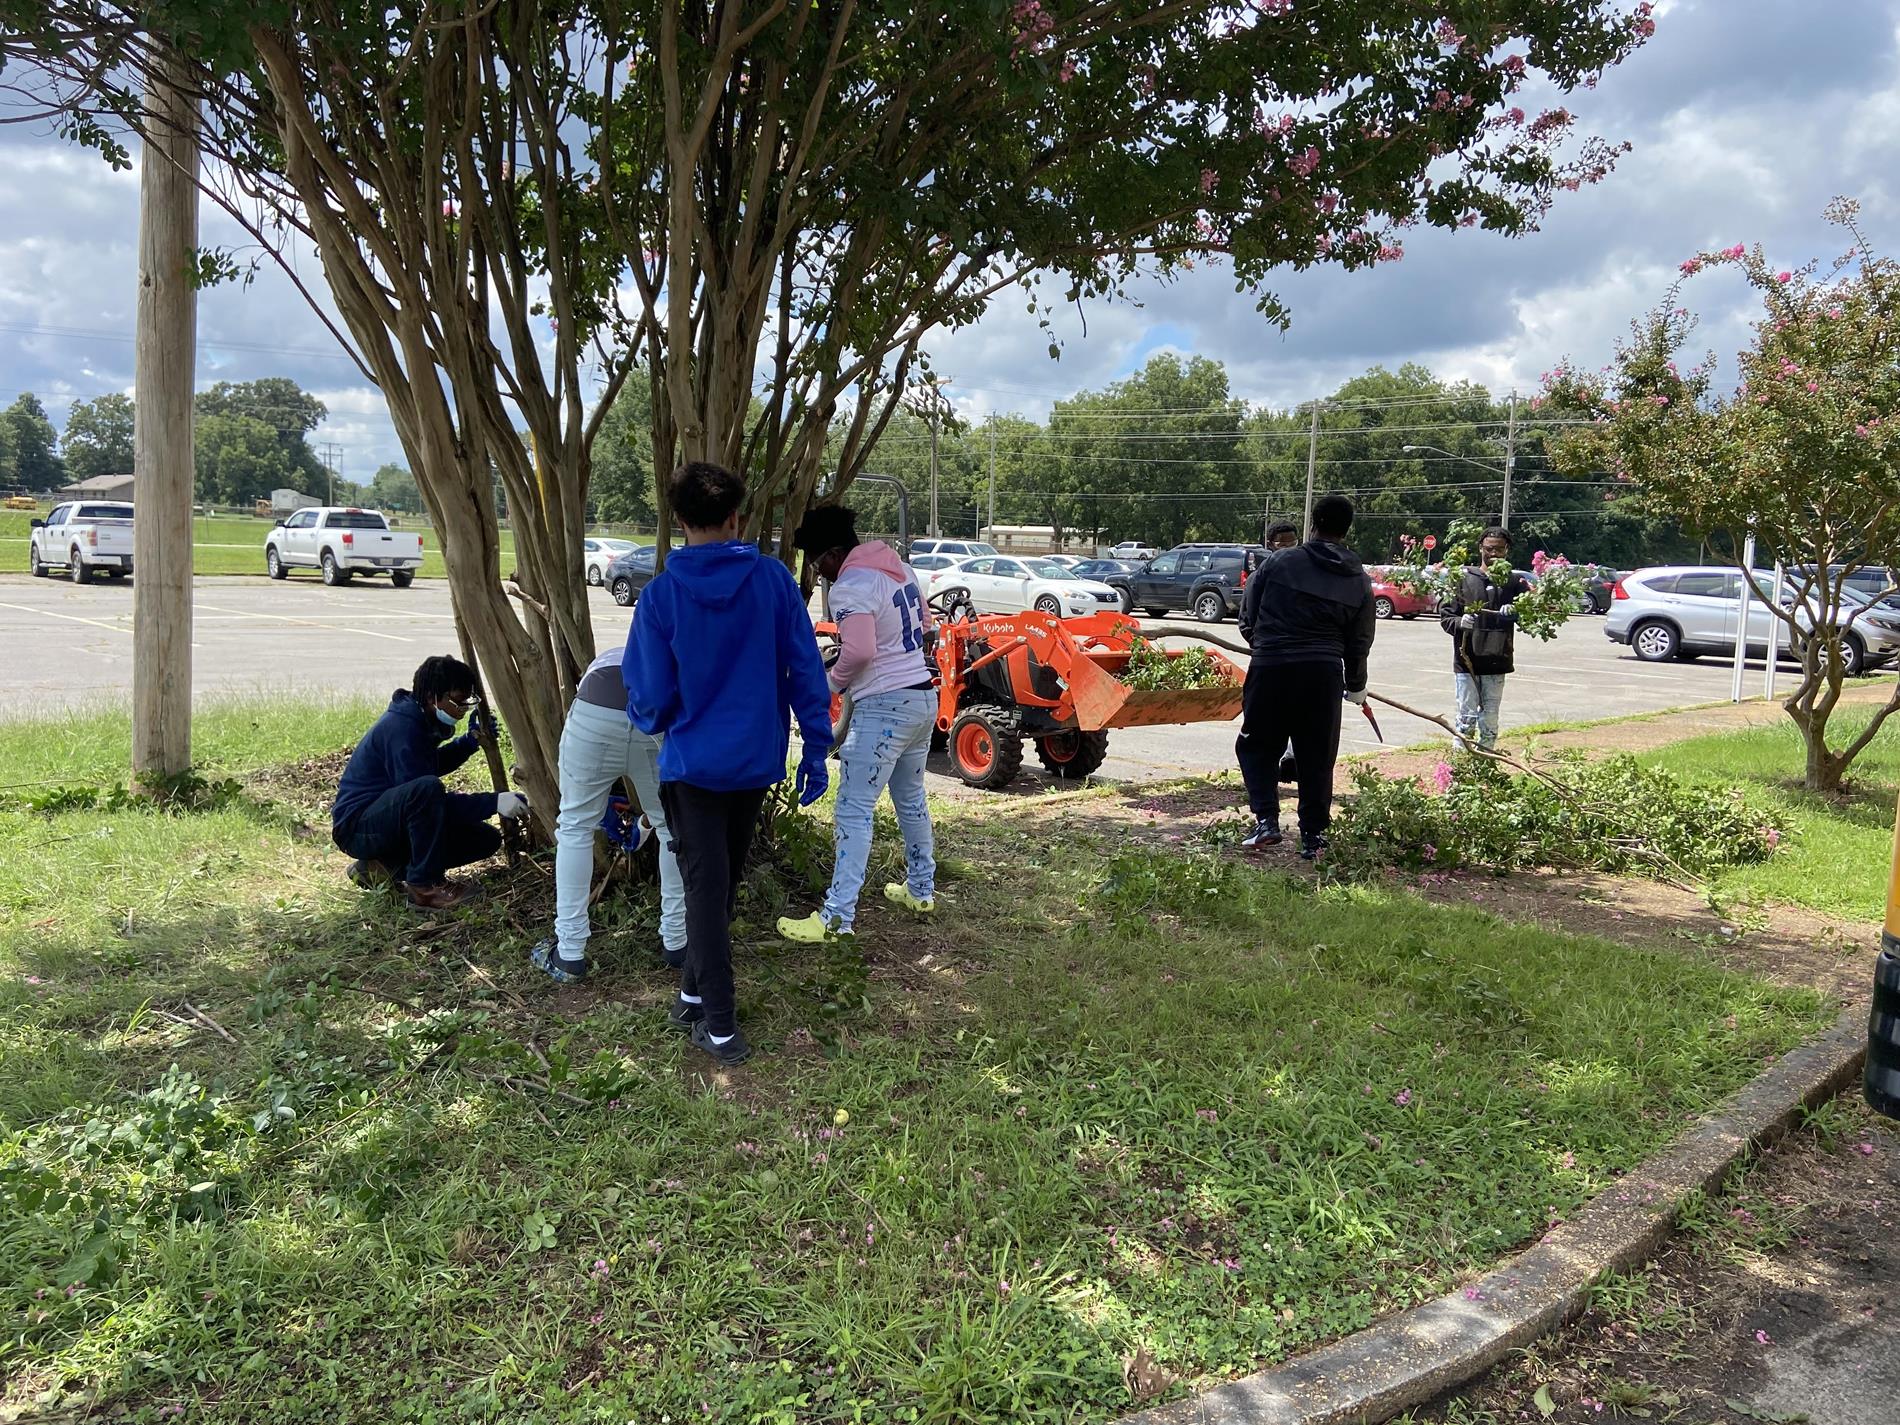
[1122,1006,1868,1425]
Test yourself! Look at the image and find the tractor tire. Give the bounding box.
[266,545,287,580]
[949,704,1024,790]
[391,570,415,588]
[1035,729,1110,779]
[1373,595,1395,620]
[930,726,950,755]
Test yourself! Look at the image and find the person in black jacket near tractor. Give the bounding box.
[1235,494,1376,859]
[1439,526,1532,750]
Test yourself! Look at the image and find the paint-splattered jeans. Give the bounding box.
[822,687,936,931]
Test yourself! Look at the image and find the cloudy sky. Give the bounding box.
[1,0,1895,476]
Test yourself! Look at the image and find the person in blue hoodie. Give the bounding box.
[623,461,833,1066]
[331,654,531,910]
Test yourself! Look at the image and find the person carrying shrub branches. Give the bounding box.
[1440,526,1532,749]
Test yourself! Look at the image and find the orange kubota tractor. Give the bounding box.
[914,608,1244,790]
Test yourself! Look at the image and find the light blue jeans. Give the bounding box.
[554,699,685,961]
[823,688,936,930]
[1453,672,1507,749]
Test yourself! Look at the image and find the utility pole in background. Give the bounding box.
[320,441,342,505]
[986,415,996,539]
[1501,390,1518,530]
[132,54,199,787]
[1301,401,1322,538]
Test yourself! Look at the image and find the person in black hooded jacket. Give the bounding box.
[1438,526,1532,749]
[1235,494,1376,859]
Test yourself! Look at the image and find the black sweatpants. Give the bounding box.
[660,781,769,1038]
[1234,660,1345,838]
[334,776,501,886]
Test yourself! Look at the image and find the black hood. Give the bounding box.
[1301,538,1364,578]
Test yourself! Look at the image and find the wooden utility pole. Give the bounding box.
[1501,390,1518,530]
[132,55,200,785]
[1301,401,1322,538]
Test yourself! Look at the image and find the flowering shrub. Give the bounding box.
[1384,538,1584,641]
[1323,753,1786,882]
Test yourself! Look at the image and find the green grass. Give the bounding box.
[1641,706,1900,919]
[0,703,1832,1421]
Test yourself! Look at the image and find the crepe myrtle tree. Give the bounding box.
[1541,199,1900,793]
[2,0,1654,826]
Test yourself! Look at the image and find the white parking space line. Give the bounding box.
[191,601,415,643]
[0,599,132,636]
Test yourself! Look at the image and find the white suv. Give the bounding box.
[1606,565,1900,674]
[910,538,998,560]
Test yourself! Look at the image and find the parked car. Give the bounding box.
[927,554,1122,618]
[1040,554,1086,569]
[1787,563,1900,601]
[606,544,659,606]
[29,500,134,583]
[909,552,960,574]
[1070,558,1141,581]
[910,537,998,560]
[1099,542,1269,622]
[1605,565,1900,674]
[266,506,424,586]
[584,537,640,586]
[1108,540,1160,562]
[1365,568,1432,621]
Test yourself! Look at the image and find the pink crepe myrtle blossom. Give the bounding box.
[1680,257,1702,275]
[1057,57,1077,83]
[1777,270,1792,282]
[1289,146,1320,177]
[1201,168,1218,194]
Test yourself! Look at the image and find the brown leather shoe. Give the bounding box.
[347,857,394,890]
[404,880,477,911]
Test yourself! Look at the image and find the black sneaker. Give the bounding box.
[660,943,687,971]
[347,857,394,890]
[666,996,705,1033]
[1299,833,1329,861]
[690,1020,753,1066]
[1277,754,1298,784]
[1239,819,1283,852]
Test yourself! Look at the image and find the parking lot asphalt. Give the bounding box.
[0,573,1781,788]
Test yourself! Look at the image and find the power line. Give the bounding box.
[0,320,358,361]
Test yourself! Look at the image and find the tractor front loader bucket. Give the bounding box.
[1065,642,1245,732]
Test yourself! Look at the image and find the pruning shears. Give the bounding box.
[1358,700,1385,743]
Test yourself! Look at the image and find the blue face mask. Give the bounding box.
[435,707,459,730]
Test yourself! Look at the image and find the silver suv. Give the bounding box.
[1605,565,1900,674]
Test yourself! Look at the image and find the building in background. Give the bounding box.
[270,487,320,514]
[55,472,136,502]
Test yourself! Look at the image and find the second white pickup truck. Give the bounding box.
[29,500,135,583]
[265,506,425,587]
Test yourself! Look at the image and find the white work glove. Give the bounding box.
[1499,602,1517,622]
[497,790,531,819]
[1344,688,1367,706]
[1458,613,1478,631]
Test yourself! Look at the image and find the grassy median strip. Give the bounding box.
[1640,707,1899,920]
[0,704,1830,1421]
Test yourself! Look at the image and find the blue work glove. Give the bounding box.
[795,745,830,806]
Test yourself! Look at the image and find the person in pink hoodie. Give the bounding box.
[779,505,938,940]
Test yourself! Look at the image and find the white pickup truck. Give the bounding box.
[29,500,135,583]
[265,506,424,587]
